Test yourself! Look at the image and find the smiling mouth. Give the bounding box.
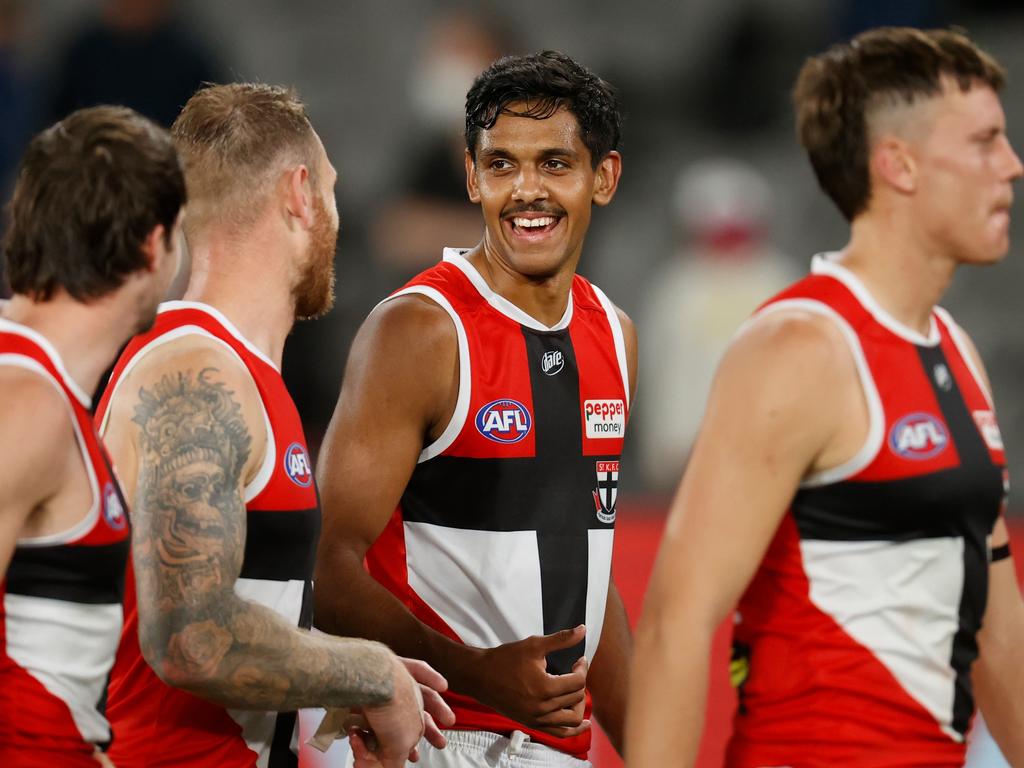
[505,214,563,238]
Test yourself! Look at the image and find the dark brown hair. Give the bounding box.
[172,83,319,238]
[794,27,1005,221]
[4,106,185,301]
[465,50,621,169]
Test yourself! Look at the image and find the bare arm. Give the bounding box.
[624,311,861,767]
[0,371,68,572]
[588,580,631,755]
[973,517,1024,764]
[315,295,590,737]
[109,342,411,713]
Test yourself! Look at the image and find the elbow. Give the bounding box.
[138,613,233,695]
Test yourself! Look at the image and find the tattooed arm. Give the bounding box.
[102,341,424,727]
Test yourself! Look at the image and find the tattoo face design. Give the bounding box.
[132,368,251,651]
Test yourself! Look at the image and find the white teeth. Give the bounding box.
[513,216,555,229]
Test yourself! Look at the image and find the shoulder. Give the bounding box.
[354,293,460,367]
[0,367,73,502]
[717,305,858,413]
[107,334,267,460]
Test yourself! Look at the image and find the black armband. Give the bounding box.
[991,542,1012,563]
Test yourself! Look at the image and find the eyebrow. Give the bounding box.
[477,147,581,161]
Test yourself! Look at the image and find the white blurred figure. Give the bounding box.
[967,715,1011,768]
[639,159,798,490]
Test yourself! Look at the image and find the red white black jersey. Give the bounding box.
[365,248,630,760]
[95,301,321,768]
[0,318,130,766]
[728,254,1007,768]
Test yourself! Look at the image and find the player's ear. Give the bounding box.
[465,149,481,204]
[283,164,315,229]
[871,137,917,196]
[139,224,166,273]
[592,150,622,207]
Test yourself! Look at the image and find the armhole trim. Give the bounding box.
[589,284,630,409]
[378,287,470,464]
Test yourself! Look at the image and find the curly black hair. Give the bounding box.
[465,50,621,168]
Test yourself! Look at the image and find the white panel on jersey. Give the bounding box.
[234,577,305,626]
[404,521,545,648]
[4,594,122,743]
[800,536,965,741]
[584,530,614,661]
[225,707,275,768]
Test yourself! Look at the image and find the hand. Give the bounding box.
[401,656,456,749]
[92,750,116,768]
[468,625,591,738]
[359,655,428,766]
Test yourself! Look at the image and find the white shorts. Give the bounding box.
[345,729,591,768]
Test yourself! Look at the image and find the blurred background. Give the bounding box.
[2,1,1022,765]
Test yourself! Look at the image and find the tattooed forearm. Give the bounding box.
[130,367,395,710]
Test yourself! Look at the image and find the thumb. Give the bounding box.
[539,624,586,652]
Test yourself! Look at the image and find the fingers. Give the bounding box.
[537,624,586,653]
[422,709,448,749]
[533,687,586,714]
[420,683,456,728]
[349,731,383,768]
[543,659,589,697]
[400,657,449,693]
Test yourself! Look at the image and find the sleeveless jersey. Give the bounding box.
[94,301,321,768]
[727,255,1007,768]
[365,249,630,760]
[0,318,130,767]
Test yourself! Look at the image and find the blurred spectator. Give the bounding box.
[638,158,797,491]
[368,9,513,280]
[0,0,32,198]
[46,0,222,127]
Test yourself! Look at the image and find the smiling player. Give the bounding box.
[314,51,637,767]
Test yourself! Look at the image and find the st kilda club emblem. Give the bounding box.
[593,460,619,524]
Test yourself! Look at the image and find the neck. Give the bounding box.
[1,293,138,399]
[184,229,296,368]
[466,239,578,328]
[838,211,957,335]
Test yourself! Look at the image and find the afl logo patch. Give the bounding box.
[889,412,948,460]
[475,399,532,443]
[541,350,564,376]
[283,443,313,487]
[103,482,127,531]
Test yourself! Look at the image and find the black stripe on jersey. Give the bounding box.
[299,578,314,630]
[240,507,321,582]
[268,711,298,768]
[6,538,130,604]
[916,344,998,736]
[522,328,588,675]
